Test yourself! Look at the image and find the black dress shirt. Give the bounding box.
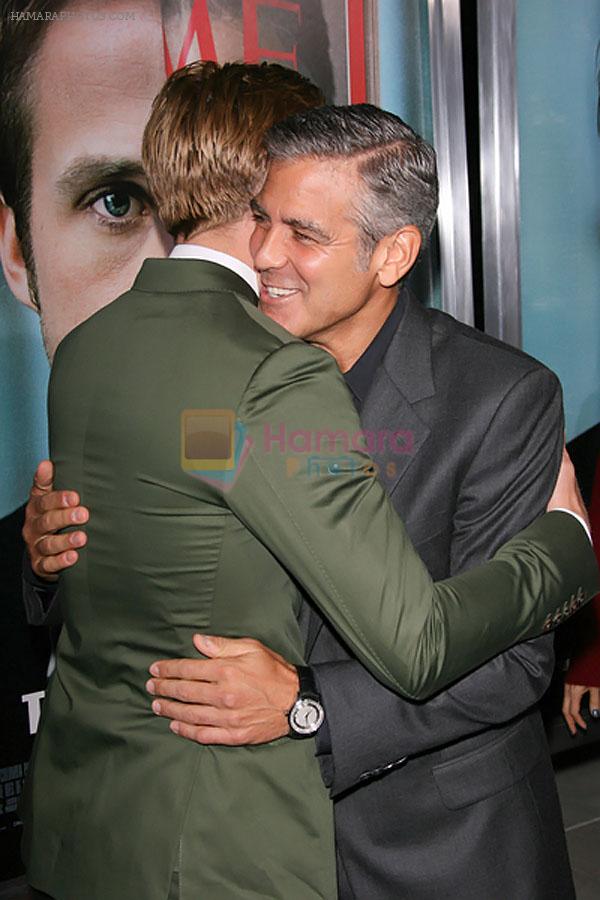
[343,297,405,410]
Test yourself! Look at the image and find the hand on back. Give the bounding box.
[22,459,89,579]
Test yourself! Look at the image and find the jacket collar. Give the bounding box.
[169,243,259,295]
[380,289,435,403]
[132,258,259,306]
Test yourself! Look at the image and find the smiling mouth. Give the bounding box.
[260,284,299,301]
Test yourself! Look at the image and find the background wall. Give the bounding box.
[378,0,433,140]
[377,0,440,309]
[0,286,49,521]
[517,0,600,441]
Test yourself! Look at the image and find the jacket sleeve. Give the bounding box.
[313,367,563,795]
[22,553,63,627]
[226,342,599,701]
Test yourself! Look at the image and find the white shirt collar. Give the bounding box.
[169,243,258,295]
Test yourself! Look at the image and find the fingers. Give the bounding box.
[149,658,219,681]
[562,685,577,736]
[547,448,589,524]
[150,694,265,744]
[146,678,221,706]
[589,687,600,718]
[30,539,85,577]
[22,479,89,577]
[168,722,251,746]
[33,510,87,547]
[23,506,88,578]
[35,490,83,517]
[147,646,293,746]
[193,634,263,658]
[149,653,260,683]
[37,549,82,576]
[151,698,241,729]
[562,683,588,735]
[36,530,87,559]
[31,459,55,494]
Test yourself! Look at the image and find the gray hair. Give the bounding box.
[264,104,439,264]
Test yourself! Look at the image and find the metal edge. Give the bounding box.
[477,0,522,346]
[364,0,380,104]
[427,0,474,325]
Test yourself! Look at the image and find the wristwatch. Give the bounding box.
[287,666,325,739]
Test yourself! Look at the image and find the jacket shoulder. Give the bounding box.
[54,282,301,375]
[424,307,560,396]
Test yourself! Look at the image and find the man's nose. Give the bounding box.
[251,225,287,271]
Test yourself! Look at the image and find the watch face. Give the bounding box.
[290,698,325,735]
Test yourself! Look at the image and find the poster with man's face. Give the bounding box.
[0,0,376,880]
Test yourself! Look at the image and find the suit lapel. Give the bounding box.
[360,292,434,496]
[359,377,430,495]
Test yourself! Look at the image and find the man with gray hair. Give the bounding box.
[144,104,577,899]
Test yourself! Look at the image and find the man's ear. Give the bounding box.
[375,226,422,288]
[0,201,37,309]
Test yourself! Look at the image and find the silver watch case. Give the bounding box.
[288,696,325,736]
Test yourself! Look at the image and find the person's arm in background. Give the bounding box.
[310,367,564,793]
[562,595,600,732]
[562,461,600,734]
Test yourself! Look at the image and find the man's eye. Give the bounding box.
[294,231,314,244]
[81,183,152,232]
[90,190,144,221]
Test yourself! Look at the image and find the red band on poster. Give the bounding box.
[347,0,367,103]
[163,0,217,76]
[243,0,301,68]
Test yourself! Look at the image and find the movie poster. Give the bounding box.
[0,0,376,881]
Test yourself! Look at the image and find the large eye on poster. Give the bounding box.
[162,0,378,103]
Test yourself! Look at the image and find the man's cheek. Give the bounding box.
[69,224,166,302]
[78,220,161,271]
[276,304,314,340]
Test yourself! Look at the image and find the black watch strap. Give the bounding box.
[296,665,319,698]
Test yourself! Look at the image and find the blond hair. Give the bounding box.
[142,61,323,238]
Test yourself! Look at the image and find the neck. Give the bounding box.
[179,214,254,268]
[312,287,398,372]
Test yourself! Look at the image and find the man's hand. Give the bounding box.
[147,634,299,746]
[547,447,590,531]
[562,682,600,735]
[22,459,89,580]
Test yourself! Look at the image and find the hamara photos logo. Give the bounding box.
[181,409,252,491]
[181,409,415,490]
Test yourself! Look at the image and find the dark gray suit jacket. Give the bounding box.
[307,292,575,900]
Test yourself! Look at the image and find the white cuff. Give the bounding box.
[553,509,593,544]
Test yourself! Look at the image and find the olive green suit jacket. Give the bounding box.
[22,259,598,900]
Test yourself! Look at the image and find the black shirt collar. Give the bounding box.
[343,297,404,408]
